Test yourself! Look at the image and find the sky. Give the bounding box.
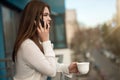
[65,0,116,27]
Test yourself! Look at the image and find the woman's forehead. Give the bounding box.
[43,7,50,13]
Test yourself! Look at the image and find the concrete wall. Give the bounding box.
[65,10,79,46]
[117,0,120,26]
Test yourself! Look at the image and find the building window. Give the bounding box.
[50,14,67,48]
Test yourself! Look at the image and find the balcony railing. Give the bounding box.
[0,58,14,80]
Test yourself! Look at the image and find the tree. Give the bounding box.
[70,27,103,61]
[101,23,120,56]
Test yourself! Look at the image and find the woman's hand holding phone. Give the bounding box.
[37,20,50,42]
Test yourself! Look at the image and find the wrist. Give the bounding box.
[42,39,49,42]
[40,37,49,42]
[68,65,71,73]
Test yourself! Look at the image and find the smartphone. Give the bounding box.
[40,19,44,28]
[40,19,48,28]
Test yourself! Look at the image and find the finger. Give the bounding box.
[47,23,50,29]
[37,27,41,33]
[47,23,50,31]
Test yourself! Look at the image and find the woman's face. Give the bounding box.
[42,7,51,25]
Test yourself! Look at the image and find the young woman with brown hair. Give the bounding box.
[12,0,78,80]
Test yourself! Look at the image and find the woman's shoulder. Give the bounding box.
[23,38,34,44]
[20,38,36,48]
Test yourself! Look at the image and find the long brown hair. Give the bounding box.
[12,0,50,62]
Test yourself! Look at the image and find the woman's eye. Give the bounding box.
[43,14,48,16]
[43,13,50,17]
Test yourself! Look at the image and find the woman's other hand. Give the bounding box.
[68,62,79,73]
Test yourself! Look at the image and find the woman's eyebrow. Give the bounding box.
[43,13,49,14]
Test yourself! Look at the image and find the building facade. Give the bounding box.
[117,0,120,26]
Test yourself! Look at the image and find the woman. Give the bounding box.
[12,0,78,80]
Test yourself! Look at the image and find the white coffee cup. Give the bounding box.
[77,62,90,74]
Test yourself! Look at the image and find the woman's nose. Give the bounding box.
[48,16,52,21]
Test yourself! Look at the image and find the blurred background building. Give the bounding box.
[117,0,120,27]
[65,10,79,47]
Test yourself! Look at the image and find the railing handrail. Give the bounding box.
[0,58,14,79]
[0,58,12,62]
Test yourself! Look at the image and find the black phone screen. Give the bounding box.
[40,19,44,28]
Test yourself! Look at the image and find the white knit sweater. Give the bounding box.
[13,39,71,80]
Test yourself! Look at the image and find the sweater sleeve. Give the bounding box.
[20,40,56,77]
[56,63,72,78]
